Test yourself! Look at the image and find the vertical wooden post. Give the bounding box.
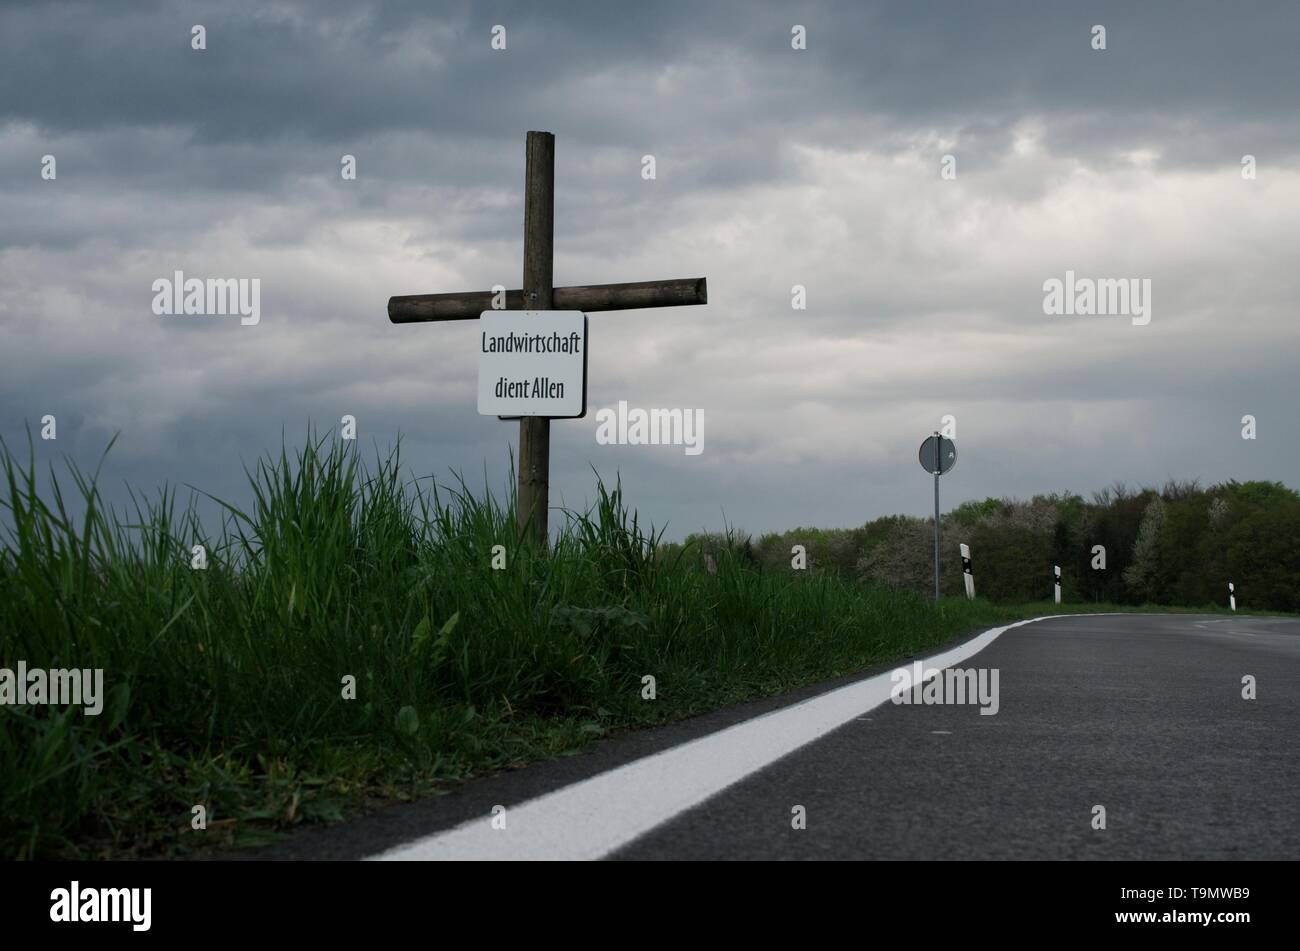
[518,131,554,545]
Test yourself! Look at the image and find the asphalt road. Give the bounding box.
[613,613,1300,860]
[245,613,1300,860]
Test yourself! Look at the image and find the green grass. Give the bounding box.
[0,433,1278,859]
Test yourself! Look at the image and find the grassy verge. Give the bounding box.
[0,434,1280,859]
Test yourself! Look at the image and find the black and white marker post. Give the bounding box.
[960,543,975,599]
[918,433,957,602]
[1229,582,1236,612]
[1054,564,1062,605]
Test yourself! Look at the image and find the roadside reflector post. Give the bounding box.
[1054,565,1062,605]
[1229,582,1236,612]
[960,543,975,599]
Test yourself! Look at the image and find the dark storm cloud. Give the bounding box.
[6,1,1295,161]
[2,0,1299,540]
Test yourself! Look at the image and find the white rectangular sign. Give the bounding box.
[477,311,588,418]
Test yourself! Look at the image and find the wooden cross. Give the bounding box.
[388,131,708,545]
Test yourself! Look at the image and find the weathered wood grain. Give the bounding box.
[517,131,555,545]
[388,278,708,323]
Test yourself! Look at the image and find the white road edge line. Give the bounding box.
[369,613,1091,861]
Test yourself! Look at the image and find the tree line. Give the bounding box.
[667,480,1300,612]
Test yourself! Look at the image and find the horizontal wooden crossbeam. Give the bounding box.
[388,277,707,323]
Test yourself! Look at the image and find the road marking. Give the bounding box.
[1194,620,1259,636]
[370,614,1092,861]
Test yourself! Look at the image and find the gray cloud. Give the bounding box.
[2,0,1298,542]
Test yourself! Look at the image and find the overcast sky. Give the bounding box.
[2,0,1298,541]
